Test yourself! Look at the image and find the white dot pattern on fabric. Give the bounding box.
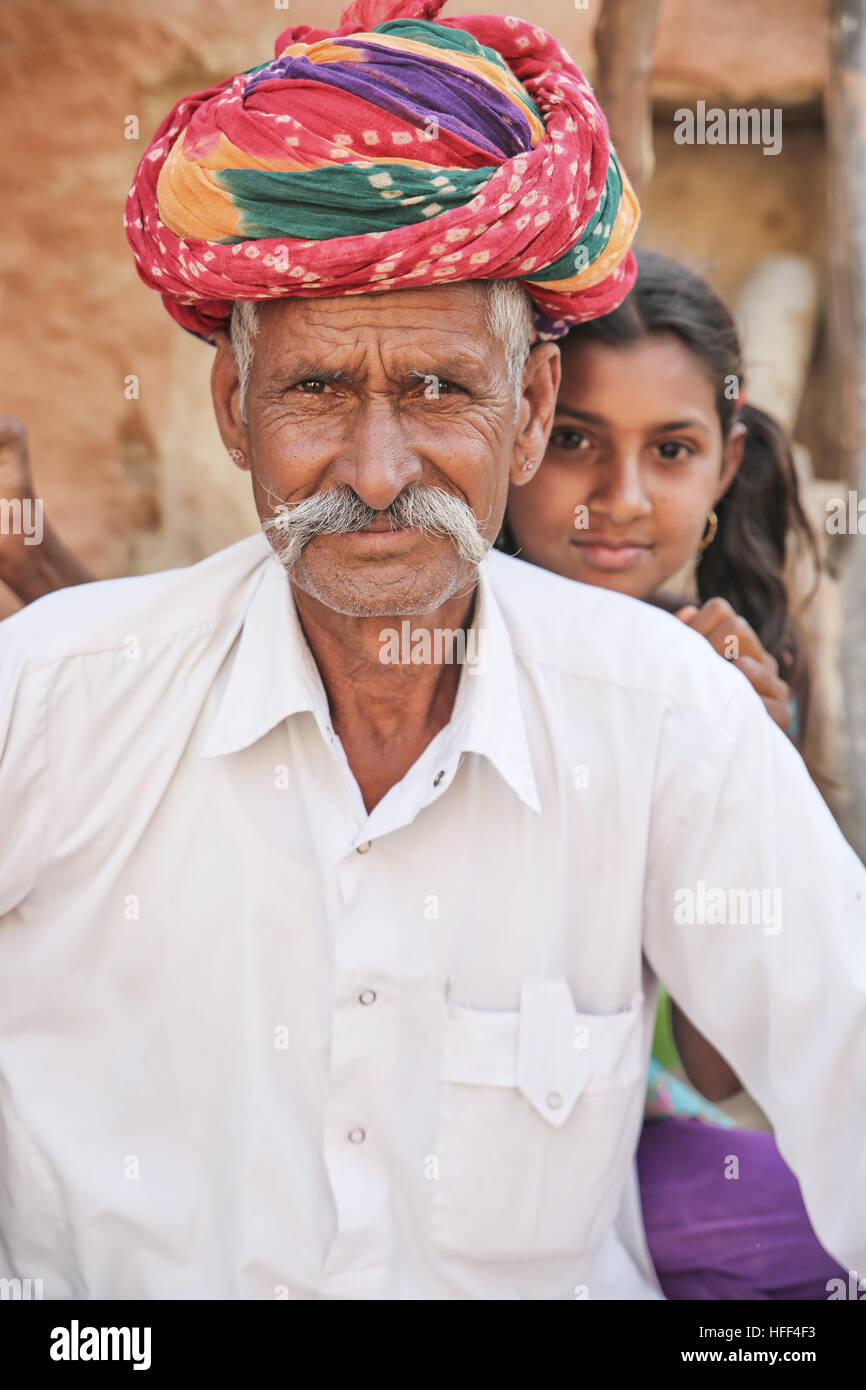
[125,9,639,344]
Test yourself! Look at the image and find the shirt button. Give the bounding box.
[433,769,445,787]
[546,1091,563,1110]
[356,841,372,854]
[348,1127,366,1144]
[359,989,377,1006]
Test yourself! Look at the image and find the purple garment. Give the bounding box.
[637,1117,847,1300]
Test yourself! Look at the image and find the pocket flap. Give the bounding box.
[517,979,591,1126]
[441,983,646,1128]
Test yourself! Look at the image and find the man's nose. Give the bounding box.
[589,449,652,524]
[331,396,425,511]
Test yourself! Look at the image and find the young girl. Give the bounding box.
[505,247,842,1298]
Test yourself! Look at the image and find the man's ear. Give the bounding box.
[210,328,250,470]
[715,420,747,502]
[509,343,561,486]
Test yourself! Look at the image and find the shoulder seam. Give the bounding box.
[4,562,270,672]
[16,615,230,672]
[514,649,745,739]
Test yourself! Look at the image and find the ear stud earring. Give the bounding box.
[228,448,246,464]
[522,459,536,473]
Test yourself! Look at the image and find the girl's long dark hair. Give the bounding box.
[557,248,819,742]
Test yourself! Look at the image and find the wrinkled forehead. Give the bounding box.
[253,281,504,370]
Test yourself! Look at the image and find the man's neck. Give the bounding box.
[291,583,478,813]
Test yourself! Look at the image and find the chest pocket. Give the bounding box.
[430,979,647,1261]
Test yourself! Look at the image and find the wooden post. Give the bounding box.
[734,257,821,435]
[828,0,866,857]
[594,0,662,199]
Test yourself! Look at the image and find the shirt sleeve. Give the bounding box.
[642,670,866,1274]
[0,611,50,915]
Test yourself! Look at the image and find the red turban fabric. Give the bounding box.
[126,0,639,341]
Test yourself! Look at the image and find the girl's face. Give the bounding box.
[506,332,745,599]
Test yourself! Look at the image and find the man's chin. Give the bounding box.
[283,541,477,617]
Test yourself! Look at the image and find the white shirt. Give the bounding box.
[0,533,864,1300]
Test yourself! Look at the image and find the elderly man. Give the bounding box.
[1,0,865,1302]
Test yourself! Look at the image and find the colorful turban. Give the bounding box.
[125,0,639,342]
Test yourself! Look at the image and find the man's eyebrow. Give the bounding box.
[402,359,486,384]
[269,362,346,383]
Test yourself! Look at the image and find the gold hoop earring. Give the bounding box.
[696,509,718,554]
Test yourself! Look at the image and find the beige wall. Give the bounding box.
[0,0,831,601]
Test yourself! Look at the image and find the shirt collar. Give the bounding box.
[442,558,541,814]
[200,546,541,815]
[200,549,329,759]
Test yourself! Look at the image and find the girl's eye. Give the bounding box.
[550,427,592,450]
[655,440,694,461]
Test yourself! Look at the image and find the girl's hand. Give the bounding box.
[675,597,793,732]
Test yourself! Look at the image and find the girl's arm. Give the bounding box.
[670,1003,741,1100]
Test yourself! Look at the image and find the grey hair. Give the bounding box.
[229,279,534,419]
[483,279,535,403]
[230,299,259,421]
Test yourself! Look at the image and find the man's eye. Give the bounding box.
[294,379,328,394]
[550,428,591,450]
[420,376,463,397]
[656,440,694,461]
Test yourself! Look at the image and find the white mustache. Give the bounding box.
[262,484,491,567]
